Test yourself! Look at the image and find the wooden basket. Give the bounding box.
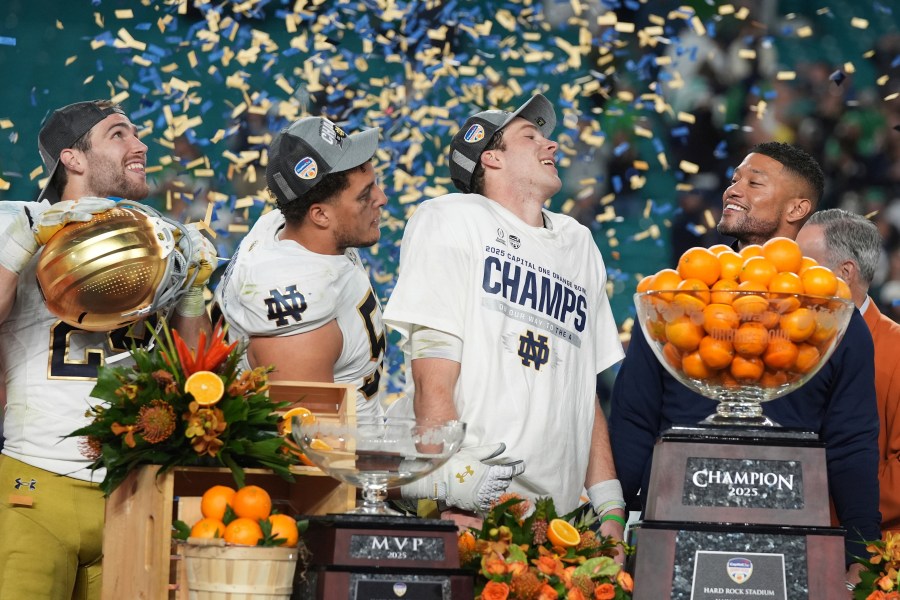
[182,538,298,599]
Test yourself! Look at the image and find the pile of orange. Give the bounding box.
[637,237,853,388]
[189,484,299,547]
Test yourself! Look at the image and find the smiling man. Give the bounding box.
[384,94,626,542]
[609,142,879,576]
[0,99,213,600]
[215,116,388,417]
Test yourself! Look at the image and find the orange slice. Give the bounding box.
[546,518,580,548]
[280,407,314,435]
[184,371,225,406]
[309,438,333,452]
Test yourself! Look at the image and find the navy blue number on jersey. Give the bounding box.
[48,317,156,379]
[357,290,385,399]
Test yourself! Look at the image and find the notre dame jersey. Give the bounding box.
[215,210,385,416]
[383,193,624,514]
[0,201,154,482]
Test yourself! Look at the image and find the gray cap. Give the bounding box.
[448,94,556,193]
[38,100,125,204]
[266,116,379,207]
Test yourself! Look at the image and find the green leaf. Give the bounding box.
[172,519,192,541]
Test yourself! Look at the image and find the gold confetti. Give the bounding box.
[0,119,12,129]
[114,9,134,19]
[886,93,900,101]
[65,56,78,66]
[0,177,9,190]
[844,62,856,74]
[776,71,796,80]
[738,49,757,59]
[850,17,869,29]
[677,112,696,124]
[679,160,699,174]
[796,26,813,38]
[29,166,44,180]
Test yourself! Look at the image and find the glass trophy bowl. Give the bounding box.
[634,289,855,426]
[291,415,466,515]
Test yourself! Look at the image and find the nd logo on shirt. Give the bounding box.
[294,157,318,180]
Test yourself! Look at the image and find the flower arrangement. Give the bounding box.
[852,532,900,599]
[71,319,295,495]
[459,494,634,600]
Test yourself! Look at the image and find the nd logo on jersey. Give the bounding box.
[464,124,485,143]
[518,330,549,370]
[294,157,318,180]
[265,285,307,326]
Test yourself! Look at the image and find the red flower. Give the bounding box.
[172,321,237,377]
[480,581,510,600]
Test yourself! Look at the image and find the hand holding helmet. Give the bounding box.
[401,443,526,512]
[0,198,116,274]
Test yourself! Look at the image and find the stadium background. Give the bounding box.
[0,0,897,392]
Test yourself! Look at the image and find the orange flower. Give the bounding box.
[879,575,897,592]
[561,565,577,588]
[534,554,562,577]
[885,593,900,600]
[866,592,887,600]
[482,557,508,577]
[567,589,588,600]
[616,570,634,593]
[480,581,510,600]
[506,561,528,577]
[537,583,559,600]
[594,582,616,600]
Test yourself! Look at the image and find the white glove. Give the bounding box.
[175,224,217,317]
[35,197,118,244]
[0,197,115,274]
[401,443,526,513]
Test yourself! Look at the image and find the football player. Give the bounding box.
[384,94,627,543]
[0,100,213,600]
[215,116,387,417]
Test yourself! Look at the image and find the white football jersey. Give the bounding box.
[0,201,154,482]
[215,210,385,416]
[383,194,624,514]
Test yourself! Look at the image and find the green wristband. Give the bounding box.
[600,513,626,527]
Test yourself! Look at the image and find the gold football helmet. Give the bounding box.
[36,200,197,331]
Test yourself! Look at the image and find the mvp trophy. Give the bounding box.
[628,289,856,600]
[291,416,472,599]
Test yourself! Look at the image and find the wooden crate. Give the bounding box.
[100,381,356,600]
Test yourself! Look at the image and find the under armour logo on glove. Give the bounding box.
[14,478,37,491]
[455,466,475,483]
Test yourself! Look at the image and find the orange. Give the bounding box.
[733,322,769,357]
[710,279,740,305]
[760,369,789,388]
[798,256,819,274]
[801,266,838,298]
[267,514,300,547]
[702,303,739,336]
[762,337,799,370]
[636,274,654,293]
[200,485,236,521]
[665,316,704,352]
[835,277,852,301]
[649,269,683,301]
[280,407,314,436]
[756,310,781,330]
[662,342,683,370]
[546,519,580,548]
[717,251,744,281]
[780,308,816,342]
[794,343,820,374]
[223,517,264,546]
[708,244,732,256]
[674,278,711,311]
[190,517,226,539]
[739,244,764,260]
[232,485,272,521]
[644,316,667,342]
[768,271,804,296]
[739,256,778,288]
[810,311,838,346]
[762,237,803,273]
[682,350,714,379]
[184,370,225,406]
[730,355,764,382]
[732,291,769,319]
[698,336,734,370]
[677,247,721,286]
